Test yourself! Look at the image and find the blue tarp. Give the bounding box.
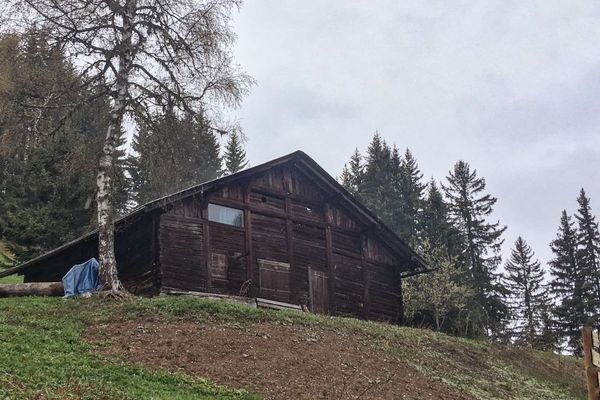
[62,258,102,297]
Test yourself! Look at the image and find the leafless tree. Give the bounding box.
[6,0,253,293]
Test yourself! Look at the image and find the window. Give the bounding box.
[208,203,244,227]
[209,253,228,280]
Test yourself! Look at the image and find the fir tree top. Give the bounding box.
[224,131,248,174]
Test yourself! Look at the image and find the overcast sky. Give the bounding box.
[229,1,600,267]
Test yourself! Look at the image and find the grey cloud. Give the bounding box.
[231,1,600,266]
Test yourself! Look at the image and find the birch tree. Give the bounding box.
[7,0,252,293]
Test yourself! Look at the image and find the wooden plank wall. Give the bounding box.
[159,213,205,291]
[158,163,405,323]
[23,212,159,295]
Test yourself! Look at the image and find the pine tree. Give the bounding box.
[442,160,507,337]
[128,108,222,205]
[503,237,548,346]
[421,179,462,258]
[223,131,248,174]
[340,148,364,199]
[549,210,592,355]
[396,148,425,246]
[0,30,124,260]
[361,133,394,225]
[575,188,600,313]
[535,302,560,352]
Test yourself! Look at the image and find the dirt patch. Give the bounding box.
[85,318,475,400]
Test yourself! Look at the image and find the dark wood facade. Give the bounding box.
[17,151,427,323]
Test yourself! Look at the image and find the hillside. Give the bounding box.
[0,295,585,400]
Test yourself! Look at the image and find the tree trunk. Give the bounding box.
[96,115,123,291]
[96,0,136,292]
[0,282,64,297]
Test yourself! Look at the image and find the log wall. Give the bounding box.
[159,163,406,322]
[22,211,159,295]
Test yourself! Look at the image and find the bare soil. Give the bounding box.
[85,318,475,400]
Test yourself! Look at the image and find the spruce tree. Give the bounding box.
[442,160,507,337]
[396,148,425,246]
[223,131,248,174]
[340,148,364,199]
[0,30,125,260]
[575,188,600,313]
[360,133,394,225]
[549,210,592,355]
[421,179,461,258]
[128,108,222,205]
[503,237,548,346]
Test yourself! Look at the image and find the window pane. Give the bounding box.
[208,203,244,227]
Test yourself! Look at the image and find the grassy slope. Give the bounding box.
[0,275,23,284]
[0,296,585,400]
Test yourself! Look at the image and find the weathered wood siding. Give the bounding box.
[159,213,205,291]
[159,162,405,322]
[23,212,159,295]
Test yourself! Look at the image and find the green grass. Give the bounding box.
[0,274,23,284]
[0,297,258,400]
[0,295,586,400]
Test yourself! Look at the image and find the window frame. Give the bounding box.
[207,203,245,228]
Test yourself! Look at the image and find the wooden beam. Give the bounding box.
[583,326,600,400]
[361,234,370,320]
[152,211,161,288]
[397,273,404,325]
[285,196,295,303]
[203,222,211,291]
[324,204,335,314]
[243,186,254,295]
[0,263,27,279]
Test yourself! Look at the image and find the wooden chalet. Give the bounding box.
[13,151,428,323]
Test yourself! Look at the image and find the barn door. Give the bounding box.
[258,259,290,302]
[308,268,329,313]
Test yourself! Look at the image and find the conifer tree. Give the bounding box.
[421,179,461,258]
[128,108,222,205]
[503,237,548,346]
[442,161,507,337]
[535,302,560,352]
[340,148,364,199]
[0,31,126,260]
[575,188,600,312]
[361,133,394,225]
[223,131,248,174]
[396,148,425,246]
[340,135,427,248]
[549,210,592,355]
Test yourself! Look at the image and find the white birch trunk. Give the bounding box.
[96,0,136,291]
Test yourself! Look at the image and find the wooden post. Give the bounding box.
[284,196,295,304]
[243,186,254,295]
[324,203,335,314]
[361,233,370,320]
[583,326,600,400]
[203,222,211,291]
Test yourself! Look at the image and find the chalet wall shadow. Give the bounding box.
[16,151,427,323]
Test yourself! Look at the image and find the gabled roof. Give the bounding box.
[6,151,428,278]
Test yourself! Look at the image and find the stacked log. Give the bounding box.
[0,282,64,297]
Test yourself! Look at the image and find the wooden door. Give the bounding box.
[309,268,329,313]
[258,259,290,302]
